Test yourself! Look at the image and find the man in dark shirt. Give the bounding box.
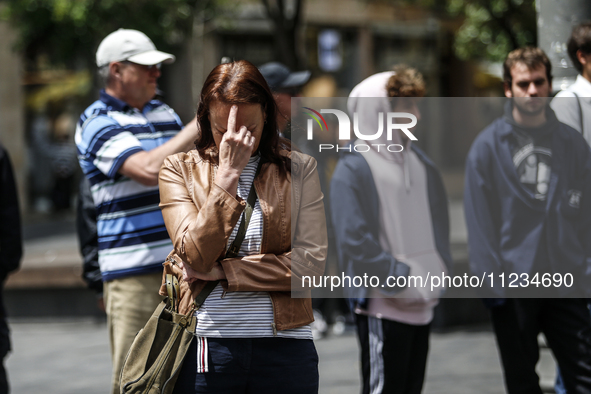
[464,47,591,393]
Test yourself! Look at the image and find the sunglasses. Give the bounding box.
[121,60,162,71]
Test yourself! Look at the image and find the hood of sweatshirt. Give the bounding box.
[347,71,412,190]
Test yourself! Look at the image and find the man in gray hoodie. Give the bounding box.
[331,66,452,394]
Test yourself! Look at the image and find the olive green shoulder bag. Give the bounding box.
[119,163,260,394]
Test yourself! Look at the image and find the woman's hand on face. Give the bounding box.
[218,105,256,176]
[181,261,226,283]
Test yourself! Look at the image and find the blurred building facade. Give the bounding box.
[0,18,25,211]
[0,0,544,326]
[190,0,501,191]
[1,0,507,219]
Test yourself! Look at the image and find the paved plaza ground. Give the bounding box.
[5,318,559,394]
[5,214,559,393]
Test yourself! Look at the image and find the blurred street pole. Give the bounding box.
[537,0,591,92]
[0,20,26,210]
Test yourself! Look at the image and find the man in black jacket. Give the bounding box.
[464,47,591,394]
[0,142,22,393]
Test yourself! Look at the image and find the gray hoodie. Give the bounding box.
[347,72,446,325]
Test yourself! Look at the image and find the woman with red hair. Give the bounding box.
[158,60,327,393]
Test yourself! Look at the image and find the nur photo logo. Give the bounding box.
[302,106,418,152]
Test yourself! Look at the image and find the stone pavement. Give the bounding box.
[4,213,559,393]
[4,318,559,394]
[6,216,86,291]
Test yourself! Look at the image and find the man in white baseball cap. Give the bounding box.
[94,28,178,111]
[75,28,197,394]
[96,28,176,68]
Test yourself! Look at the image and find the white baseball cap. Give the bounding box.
[96,29,175,68]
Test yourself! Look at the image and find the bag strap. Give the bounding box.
[166,274,180,312]
[572,92,584,134]
[193,158,263,310]
[226,169,259,258]
[193,280,220,310]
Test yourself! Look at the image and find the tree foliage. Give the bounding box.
[2,0,538,69]
[260,0,303,69]
[447,0,536,62]
[370,0,536,62]
[1,0,304,70]
[0,0,212,70]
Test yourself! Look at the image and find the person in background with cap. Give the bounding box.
[259,62,340,338]
[75,28,198,394]
[258,62,310,139]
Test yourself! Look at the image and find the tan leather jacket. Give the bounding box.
[158,149,327,332]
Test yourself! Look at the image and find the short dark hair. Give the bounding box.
[567,22,591,73]
[503,47,552,86]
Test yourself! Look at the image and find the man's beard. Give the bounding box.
[512,96,548,117]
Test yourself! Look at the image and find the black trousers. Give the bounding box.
[356,314,430,394]
[490,298,591,394]
[173,337,318,394]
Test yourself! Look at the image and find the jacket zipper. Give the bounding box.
[258,177,276,337]
[214,161,225,303]
[161,340,192,394]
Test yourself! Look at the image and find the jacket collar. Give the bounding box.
[498,99,560,139]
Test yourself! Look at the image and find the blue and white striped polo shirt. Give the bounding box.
[75,90,183,282]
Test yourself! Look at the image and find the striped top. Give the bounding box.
[196,155,312,339]
[75,90,183,282]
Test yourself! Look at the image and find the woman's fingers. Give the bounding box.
[181,265,191,283]
[222,125,253,153]
[238,125,249,139]
[218,106,255,175]
[180,261,224,282]
[241,127,253,147]
[181,262,197,283]
[236,126,255,149]
[222,125,248,143]
[227,105,238,134]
